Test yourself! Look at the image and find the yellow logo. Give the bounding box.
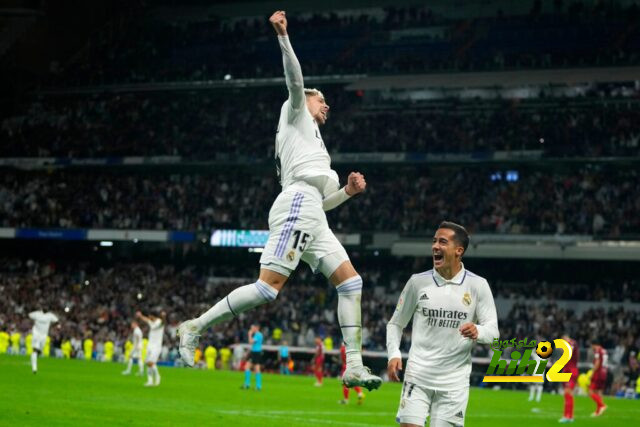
[286,250,296,261]
[462,292,472,306]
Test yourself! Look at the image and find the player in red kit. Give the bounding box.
[314,337,324,386]
[339,343,364,404]
[589,340,608,417]
[559,335,580,424]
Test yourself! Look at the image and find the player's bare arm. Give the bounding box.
[387,357,403,382]
[135,311,151,324]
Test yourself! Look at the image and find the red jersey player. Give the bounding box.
[559,335,580,423]
[314,337,324,386]
[339,343,364,404]
[589,340,608,417]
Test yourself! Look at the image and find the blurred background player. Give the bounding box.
[28,308,58,373]
[387,222,499,427]
[122,321,144,376]
[242,324,263,391]
[314,336,324,387]
[339,342,364,405]
[527,347,544,403]
[559,334,580,424]
[278,340,291,375]
[589,339,608,417]
[177,9,381,391]
[136,310,165,387]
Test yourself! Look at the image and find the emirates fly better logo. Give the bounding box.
[482,338,573,383]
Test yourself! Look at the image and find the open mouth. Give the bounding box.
[433,253,444,265]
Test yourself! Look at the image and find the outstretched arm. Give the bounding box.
[270,11,305,111]
[135,311,152,326]
[323,172,366,211]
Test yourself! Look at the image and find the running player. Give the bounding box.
[387,221,499,427]
[136,311,165,387]
[122,321,144,376]
[589,339,608,417]
[558,334,579,423]
[28,308,59,374]
[177,10,381,391]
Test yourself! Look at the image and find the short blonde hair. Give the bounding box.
[304,88,324,100]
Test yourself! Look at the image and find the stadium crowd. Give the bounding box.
[1,258,638,392]
[3,91,639,158]
[56,2,640,85]
[1,166,637,236]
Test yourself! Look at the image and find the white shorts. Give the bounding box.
[396,381,469,426]
[146,345,161,364]
[259,184,348,277]
[131,348,141,359]
[32,335,46,352]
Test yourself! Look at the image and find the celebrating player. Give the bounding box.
[589,339,608,417]
[558,334,579,423]
[136,311,165,387]
[177,10,381,391]
[28,308,59,373]
[242,324,264,390]
[387,221,499,427]
[122,321,144,376]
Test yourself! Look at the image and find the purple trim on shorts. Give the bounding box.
[274,192,304,258]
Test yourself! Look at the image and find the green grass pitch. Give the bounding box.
[1,355,637,426]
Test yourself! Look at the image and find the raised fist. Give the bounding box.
[269,11,288,36]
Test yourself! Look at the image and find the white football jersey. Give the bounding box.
[29,311,58,339]
[387,266,499,390]
[132,326,143,351]
[276,100,339,195]
[147,319,164,348]
[275,35,339,199]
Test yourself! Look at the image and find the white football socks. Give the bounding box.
[194,280,278,332]
[336,276,364,369]
[147,366,154,384]
[31,352,38,372]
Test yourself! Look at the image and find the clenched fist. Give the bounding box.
[345,172,366,196]
[269,11,287,36]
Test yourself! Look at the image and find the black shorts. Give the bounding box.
[249,351,263,365]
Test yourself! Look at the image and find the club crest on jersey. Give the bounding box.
[286,250,296,261]
[462,292,472,306]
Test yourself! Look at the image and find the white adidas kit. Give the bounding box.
[387,266,499,426]
[29,310,58,351]
[259,35,350,277]
[145,319,164,364]
[131,326,143,359]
